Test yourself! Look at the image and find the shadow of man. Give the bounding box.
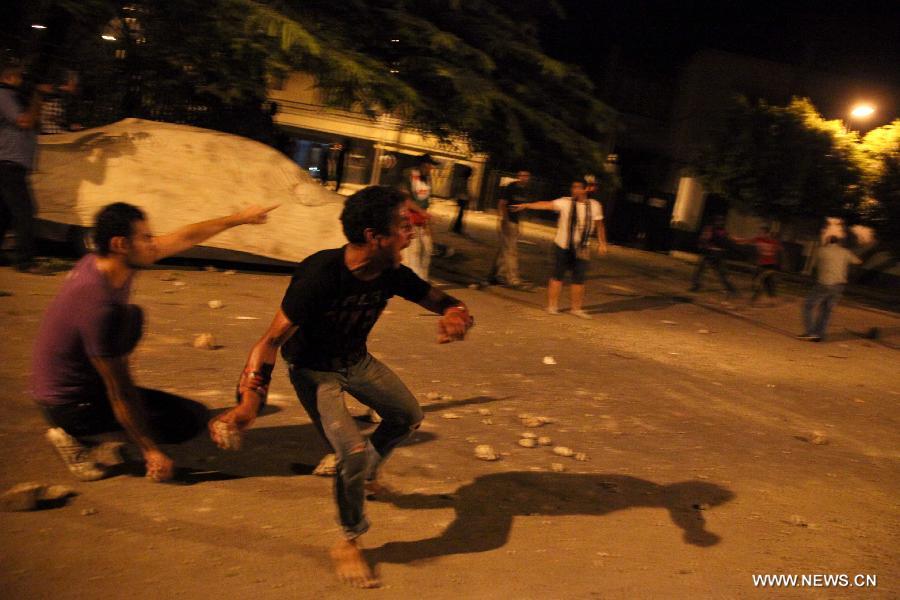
[369,472,734,565]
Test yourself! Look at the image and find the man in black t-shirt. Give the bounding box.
[487,170,530,287]
[210,186,474,589]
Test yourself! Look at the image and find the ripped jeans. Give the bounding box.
[288,354,423,539]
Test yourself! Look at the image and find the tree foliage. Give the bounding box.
[693,97,864,222]
[12,0,616,180]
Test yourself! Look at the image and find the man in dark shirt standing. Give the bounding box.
[689,215,737,295]
[487,170,530,287]
[209,185,474,589]
[0,57,42,272]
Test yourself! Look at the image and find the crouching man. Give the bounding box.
[31,202,275,481]
[209,186,474,588]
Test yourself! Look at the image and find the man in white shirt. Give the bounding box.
[798,236,862,342]
[511,178,607,318]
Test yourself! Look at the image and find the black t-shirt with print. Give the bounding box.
[501,182,529,223]
[280,247,431,370]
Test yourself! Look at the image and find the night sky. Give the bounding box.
[542,0,900,89]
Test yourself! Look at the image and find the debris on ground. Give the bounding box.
[474,445,500,461]
[538,436,553,446]
[1,483,44,512]
[551,463,566,473]
[520,432,538,439]
[542,356,557,365]
[441,412,461,419]
[553,446,575,457]
[208,300,224,309]
[193,333,218,349]
[518,438,538,448]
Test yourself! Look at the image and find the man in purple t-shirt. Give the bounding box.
[32,201,275,481]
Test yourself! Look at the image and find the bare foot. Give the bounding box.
[330,539,380,588]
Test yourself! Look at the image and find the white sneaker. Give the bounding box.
[45,428,107,481]
[570,309,593,320]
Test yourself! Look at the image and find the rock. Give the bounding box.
[425,392,442,401]
[542,356,557,365]
[313,454,337,476]
[811,431,829,445]
[224,269,237,276]
[474,445,500,461]
[520,432,538,439]
[518,438,538,448]
[537,416,555,425]
[551,463,566,473]
[211,421,242,450]
[477,408,492,416]
[193,333,218,349]
[172,281,186,287]
[553,446,575,457]
[788,514,808,527]
[204,265,218,272]
[661,320,677,325]
[207,300,224,309]
[481,419,493,425]
[441,412,461,419]
[538,436,553,446]
[1,483,44,511]
[159,272,178,281]
[81,508,98,516]
[697,329,710,334]
[522,417,543,428]
[517,413,533,420]
[574,452,589,461]
[40,485,76,501]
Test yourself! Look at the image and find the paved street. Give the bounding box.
[0,211,897,598]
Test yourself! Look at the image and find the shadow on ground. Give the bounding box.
[369,473,734,567]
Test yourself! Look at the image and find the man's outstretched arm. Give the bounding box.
[209,309,298,449]
[89,356,173,481]
[417,287,474,343]
[152,204,278,262]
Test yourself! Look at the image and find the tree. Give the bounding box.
[9,0,617,181]
[859,120,900,252]
[693,97,864,226]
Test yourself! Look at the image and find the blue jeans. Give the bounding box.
[288,354,423,539]
[803,283,844,339]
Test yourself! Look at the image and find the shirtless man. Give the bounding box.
[209,185,474,588]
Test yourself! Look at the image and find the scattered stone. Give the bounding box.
[207,300,224,309]
[159,272,178,281]
[172,281,186,287]
[235,316,259,320]
[313,454,337,476]
[81,508,98,516]
[193,333,218,350]
[810,431,829,445]
[542,356,557,365]
[1,483,44,511]
[223,269,237,276]
[787,514,808,527]
[537,416,555,425]
[204,265,218,272]
[517,413,533,420]
[425,392,442,401]
[441,412,461,420]
[553,446,575,457]
[518,438,538,448]
[574,452,589,461]
[661,320,677,325]
[481,419,493,425]
[538,436,553,446]
[697,329,710,334]
[40,485,75,501]
[522,417,542,428]
[551,463,566,473]
[474,445,500,461]
[520,432,538,439]
[477,408,492,416]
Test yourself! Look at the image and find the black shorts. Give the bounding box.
[40,388,208,444]
[552,245,589,284]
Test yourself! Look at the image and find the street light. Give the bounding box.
[850,103,875,119]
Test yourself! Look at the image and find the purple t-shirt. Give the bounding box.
[31,255,134,406]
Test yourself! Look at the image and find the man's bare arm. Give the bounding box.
[89,355,172,481]
[509,200,557,212]
[152,204,277,262]
[209,309,298,448]
[595,219,608,254]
